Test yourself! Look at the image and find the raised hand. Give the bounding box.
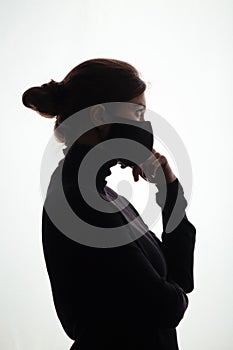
[120,149,177,185]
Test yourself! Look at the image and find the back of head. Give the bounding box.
[22,58,146,144]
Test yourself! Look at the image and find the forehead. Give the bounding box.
[128,92,146,107]
[114,92,146,113]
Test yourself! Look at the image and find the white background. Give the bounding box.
[1,0,233,349]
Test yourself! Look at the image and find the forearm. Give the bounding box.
[155,178,196,293]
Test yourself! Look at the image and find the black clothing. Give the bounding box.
[42,142,196,350]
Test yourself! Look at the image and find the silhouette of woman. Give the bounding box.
[22,58,196,350]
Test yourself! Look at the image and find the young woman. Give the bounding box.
[22,58,196,350]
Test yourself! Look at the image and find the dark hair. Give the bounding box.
[22,58,147,144]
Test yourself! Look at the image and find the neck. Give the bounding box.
[62,141,117,195]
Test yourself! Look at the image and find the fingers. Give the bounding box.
[132,165,141,182]
[118,161,141,182]
[118,149,168,183]
[118,161,127,169]
[150,151,167,168]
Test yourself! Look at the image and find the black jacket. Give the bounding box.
[42,143,196,350]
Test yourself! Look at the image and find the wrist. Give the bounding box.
[165,174,177,184]
[163,161,177,184]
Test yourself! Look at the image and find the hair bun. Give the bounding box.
[22,79,65,118]
[41,79,65,98]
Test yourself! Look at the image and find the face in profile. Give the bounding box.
[115,92,146,121]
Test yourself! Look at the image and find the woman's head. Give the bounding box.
[22,58,147,144]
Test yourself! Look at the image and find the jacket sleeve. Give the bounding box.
[92,242,189,329]
[154,178,196,293]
